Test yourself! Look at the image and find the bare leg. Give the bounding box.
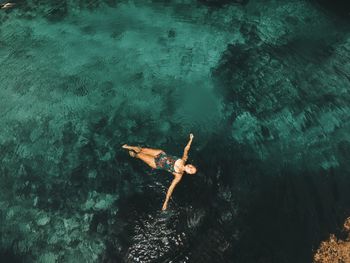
[138,147,163,157]
[123,144,163,157]
[129,151,157,169]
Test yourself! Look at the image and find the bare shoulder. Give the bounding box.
[174,159,185,173]
[178,158,185,164]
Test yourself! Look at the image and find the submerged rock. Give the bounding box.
[36,214,50,226]
[82,191,118,211]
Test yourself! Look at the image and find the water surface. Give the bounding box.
[0,0,350,262]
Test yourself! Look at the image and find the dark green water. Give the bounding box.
[0,0,350,262]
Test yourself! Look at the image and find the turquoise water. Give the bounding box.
[0,1,350,262]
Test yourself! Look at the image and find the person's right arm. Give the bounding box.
[162,176,182,210]
[182,133,194,162]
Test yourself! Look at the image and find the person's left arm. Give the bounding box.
[182,133,194,162]
[162,176,182,210]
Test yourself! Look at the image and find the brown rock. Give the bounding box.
[314,217,350,263]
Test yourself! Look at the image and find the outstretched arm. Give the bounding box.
[162,176,182,211]
[182,133,194,162]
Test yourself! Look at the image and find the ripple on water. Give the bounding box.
[123,209,188,263]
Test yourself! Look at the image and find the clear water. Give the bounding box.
[0,0,350,262]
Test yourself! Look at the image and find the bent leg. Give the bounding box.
[135,152,157,169]
[123,144,164,157]
[139,147,164,157]
[123,144,163,157]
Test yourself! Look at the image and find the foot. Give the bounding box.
[1,3,15,9]
[122,144,141,153]
[128,151,137,157]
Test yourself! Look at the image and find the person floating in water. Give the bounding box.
[122,133,197,211]
[1,2,15,9]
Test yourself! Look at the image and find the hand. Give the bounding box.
[190,133,194,140]
[162,202,168,211]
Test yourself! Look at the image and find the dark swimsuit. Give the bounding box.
[154,151,181,174]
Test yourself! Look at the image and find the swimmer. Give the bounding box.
[1,2,15,9]
[122,133,197,211]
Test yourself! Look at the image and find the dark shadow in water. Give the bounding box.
[209,11,350,261]
[231,168,350,263]
[194,132,350,263]
[105,189,189,263]
[313,0,350,19]
[0,248,26,263]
